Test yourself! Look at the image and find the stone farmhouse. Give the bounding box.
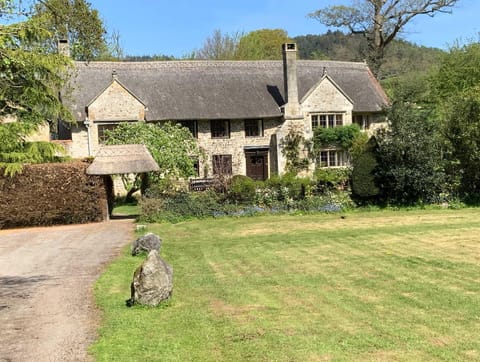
[56,43,388,181]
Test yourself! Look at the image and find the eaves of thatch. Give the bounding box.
[66,60,388,123]
[86,144,159,175]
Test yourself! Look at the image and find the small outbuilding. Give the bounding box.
[86,144,159,175]
[87,144,160,216]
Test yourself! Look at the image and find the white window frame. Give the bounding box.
[244,119,264,137]
[311,113,344,129]
[317,149,349,168]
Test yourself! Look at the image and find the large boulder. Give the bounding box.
[128,250,173,307]
[132,233,161,256]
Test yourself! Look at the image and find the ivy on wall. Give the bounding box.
[312,124,361,156]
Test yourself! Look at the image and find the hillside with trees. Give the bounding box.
[294,31,444,80]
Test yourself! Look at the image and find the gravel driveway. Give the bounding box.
[0,220,133,362]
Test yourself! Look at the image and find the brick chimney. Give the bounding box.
[57,39,70,57]
[282,43,301,119]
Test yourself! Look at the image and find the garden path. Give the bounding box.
[0,219,133,362]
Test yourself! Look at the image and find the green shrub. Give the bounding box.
[313,168,351,192]
[295,191,354,213]
[227,175,256,203]
[351,151,380,199]
[264,173,313,201]
[140,191,223,223]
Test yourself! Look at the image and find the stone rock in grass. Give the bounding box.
[132,232,161,256]
[128,250,173,307]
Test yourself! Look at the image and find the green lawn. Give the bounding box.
[92,209,480,361]
[111,203,140,217]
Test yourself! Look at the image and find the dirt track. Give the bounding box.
[0,220,133,362]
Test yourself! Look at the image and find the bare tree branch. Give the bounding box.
[309,0,460,77]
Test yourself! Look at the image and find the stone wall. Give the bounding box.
[70,124,90,158]
[88,80,145,122]
[196,118,282,177]
[300,77,354,139]
[63,68,383,177]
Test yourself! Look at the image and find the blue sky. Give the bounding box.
[89,0,479,57]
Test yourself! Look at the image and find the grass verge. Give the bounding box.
[92,208,480,361]
[111,203,140,217]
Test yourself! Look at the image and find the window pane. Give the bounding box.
[178,120,198,138]
[312,113,346,129]
[320,115,327,128]
[329,151,336,166]
[211,120,229,138]
[245,119,263,137]
[320,151,328,167]
[213,154,232,175]
[328,115,335,128]
[336,114,343,126]
[98,124,118,144]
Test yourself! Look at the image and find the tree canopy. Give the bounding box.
[105,122,203,179]
[0,1,73,175]
[309,0,459,77]
[374,102,445,204]
[235,29,291,60]
[192,29,241,60]
[104,122,204,199]
[429,41,480,201]
[192,28,291,60]
[30,0,108,61]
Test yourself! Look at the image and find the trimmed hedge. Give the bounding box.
[0,161,108,229]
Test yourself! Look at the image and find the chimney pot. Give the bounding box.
[282,43,301,119]
[57,39,70,57]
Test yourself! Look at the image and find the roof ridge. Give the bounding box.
[75,59,368,69]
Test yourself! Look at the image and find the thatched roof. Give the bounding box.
[66,60,388,122]
[86,144,160,175]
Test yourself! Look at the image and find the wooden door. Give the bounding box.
[245,151,268,181]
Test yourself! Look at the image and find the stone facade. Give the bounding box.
[63,69,383,177]
[301,76,354,137]
[88,79,146,122]
[66,79,147,159]
[50,43,388,180]
[194,118,282,178]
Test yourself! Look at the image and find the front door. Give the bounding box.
[245,151,268,181]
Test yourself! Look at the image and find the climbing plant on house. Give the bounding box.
[312,124,361,151]
[280,125,311,174]
[311,124,361,169]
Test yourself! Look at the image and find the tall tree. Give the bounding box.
[193,29,241,60]
[308,0,458,77]
[431,41,480,102]
[442,87,480,201]
[32,0,108,60]
[431,41,480,200]
[235,29,291,60]
[0,1,73,175]
[374,102,445,204]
